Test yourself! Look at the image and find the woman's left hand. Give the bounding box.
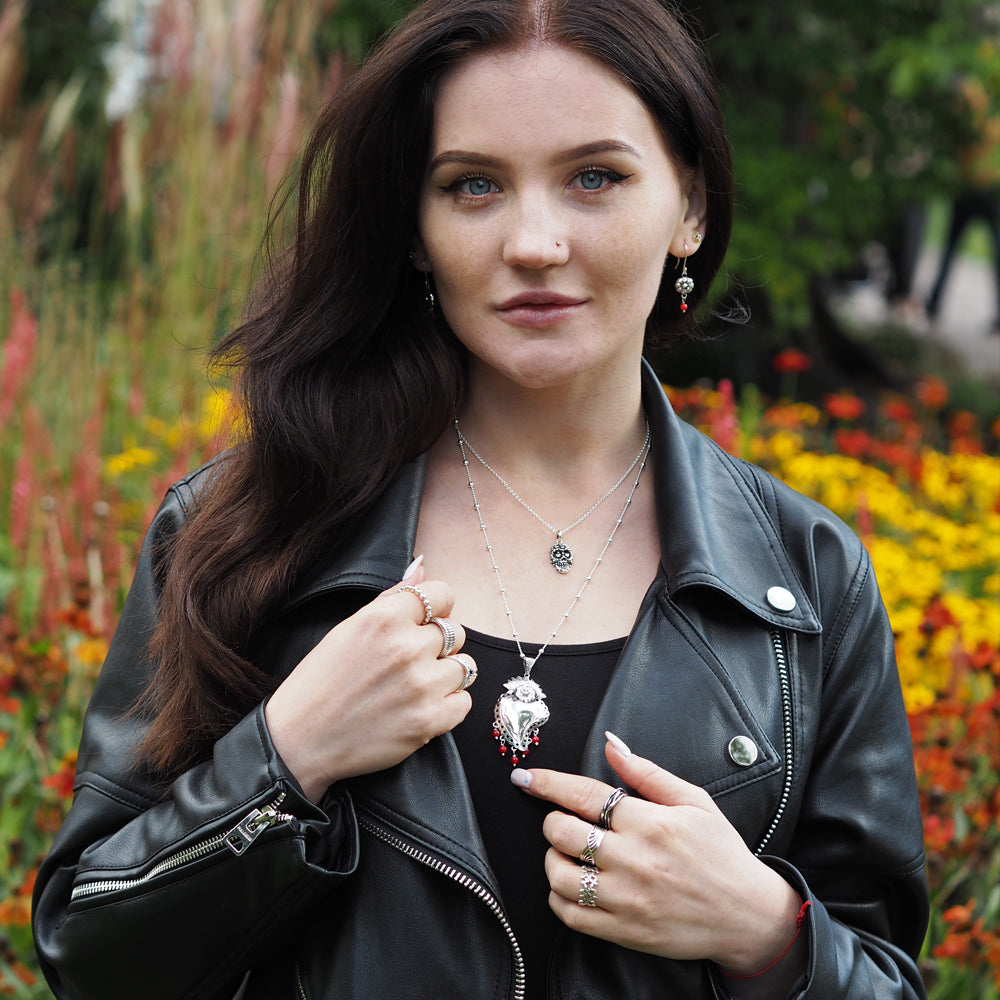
[511,733,801,975]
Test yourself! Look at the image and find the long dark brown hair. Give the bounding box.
[138,0,734,776]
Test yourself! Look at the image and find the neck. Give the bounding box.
[457,359,646,483]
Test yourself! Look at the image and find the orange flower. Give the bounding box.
[882,398,914,423]
[0,895,31,928]
[833,428,871,458]
[824,392,865,421]
[915,375,949,410]
[42,750,78,800]
[772,348,813,373]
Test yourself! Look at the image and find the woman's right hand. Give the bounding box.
[264,560,474,801]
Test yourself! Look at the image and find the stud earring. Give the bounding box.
[674,242,694,312]
[693,231,703,244]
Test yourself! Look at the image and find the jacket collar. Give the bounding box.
[283,360,818,634]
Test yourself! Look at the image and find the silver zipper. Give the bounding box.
[70,792,294,902]
[358,813,526,1000]
[756,630,794,855]
[294,960,309,1000]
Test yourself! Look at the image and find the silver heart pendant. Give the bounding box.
[493,676,550,755]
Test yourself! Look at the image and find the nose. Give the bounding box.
[501,197,569,269]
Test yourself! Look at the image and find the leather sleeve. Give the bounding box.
[31,483,360,1000]
[747,470,929,999]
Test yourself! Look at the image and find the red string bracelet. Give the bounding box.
[721,896,812,980]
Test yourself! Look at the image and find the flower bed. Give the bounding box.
[0,363,997,995]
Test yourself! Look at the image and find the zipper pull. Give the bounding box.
[224,792,293,856]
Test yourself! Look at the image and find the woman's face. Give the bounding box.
[415,43,705,392]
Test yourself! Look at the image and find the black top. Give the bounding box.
[453,628,624,998]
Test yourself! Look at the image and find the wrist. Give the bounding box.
[712,869,803,976]
[719,893,810,980]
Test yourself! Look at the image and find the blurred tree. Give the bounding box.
[693,0,997,332]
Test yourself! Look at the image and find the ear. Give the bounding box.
[409,241,432,273]
[668,169,707,258]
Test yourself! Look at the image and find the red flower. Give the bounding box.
[772,348,812,373]
[42,751,78,800]
[833,428,871,458]
[882,398,914,423]
[915,376,949,410]
[824,392,865,422]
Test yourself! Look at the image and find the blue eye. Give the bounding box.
[454,175,495,197]
[573,167,628,191]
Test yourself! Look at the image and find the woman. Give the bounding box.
[32,1,928,998]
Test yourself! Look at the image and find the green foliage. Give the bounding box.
[696,0,998,331]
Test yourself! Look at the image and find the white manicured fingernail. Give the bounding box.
[605,731,632,757]
[401,554,424,581]
[510,768,532,789]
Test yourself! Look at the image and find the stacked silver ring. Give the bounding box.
[578,865,599,907]
[599,787,629,830]
[398,584,433,625]
[430,617,457,658]
[449,653,478,693]
[580,824,606,865]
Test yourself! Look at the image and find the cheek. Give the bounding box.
[593,219,671,305]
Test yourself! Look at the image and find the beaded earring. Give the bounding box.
[674,241,694,312]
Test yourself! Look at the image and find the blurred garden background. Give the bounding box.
[1,0,998,995]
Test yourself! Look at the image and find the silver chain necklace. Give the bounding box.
[459,420,650,573]
[454,417,651,767]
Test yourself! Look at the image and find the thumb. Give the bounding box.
[604,731,715,811]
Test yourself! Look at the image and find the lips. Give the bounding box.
[495,291,586,326]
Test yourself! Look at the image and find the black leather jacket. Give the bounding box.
[33,365,928,999]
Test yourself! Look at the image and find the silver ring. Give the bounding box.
[599,787,629,830]
[580,824,606,865]
[578,865,599,907]
[398,584,433,625]
[449,653,478,693]
[429,617,457,658]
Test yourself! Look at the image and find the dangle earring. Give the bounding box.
[674,241,694,312]
[424,272,436,312]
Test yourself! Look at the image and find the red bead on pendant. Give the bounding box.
[680,302,688,312]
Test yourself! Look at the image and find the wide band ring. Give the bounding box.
[449,653,478,693]
[578,865,599,907]
[429,616,457,658]
[398,584,434,625]
[599,787,629,830]
[580,824,607,865]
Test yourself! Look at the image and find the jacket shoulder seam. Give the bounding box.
[820,550,871,677]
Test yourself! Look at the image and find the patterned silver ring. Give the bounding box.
[599,787,629,830]
[580,824,607,865]
[429,617,457,658]
[449,653,478,693]
[398,584,433,625]
[578,865,599,907]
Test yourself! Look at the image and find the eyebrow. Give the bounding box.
[427,140,642,173]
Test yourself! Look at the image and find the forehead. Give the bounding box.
[430,43,665,158]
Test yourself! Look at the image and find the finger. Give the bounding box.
[393,579,456,624]
[426,617,467,659]
[444,652,478,693]
[509,766,618,827]
[604,732,714,811]
[542,811,611,866]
